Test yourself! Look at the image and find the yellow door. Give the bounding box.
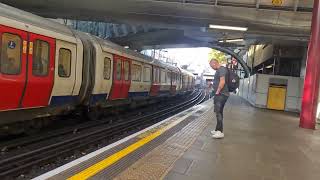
[267,86,286,110]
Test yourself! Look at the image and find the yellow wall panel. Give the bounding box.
[267,86,286,110]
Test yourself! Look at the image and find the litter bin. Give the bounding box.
[267,85,286,110]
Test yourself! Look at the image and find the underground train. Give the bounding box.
[0,3,195,129]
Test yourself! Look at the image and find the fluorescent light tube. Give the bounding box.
[219,38,244,43]
[209,24,248,31]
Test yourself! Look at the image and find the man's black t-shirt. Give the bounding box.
[213,66,229,96]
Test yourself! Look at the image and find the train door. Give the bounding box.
[49,40,77,105]
[121,57,131,98]
[0,25,27,110]
[150,66,160,96]
[109,55,123,100]
[21,33,55,108]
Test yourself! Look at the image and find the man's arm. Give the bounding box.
[215,76,226,95]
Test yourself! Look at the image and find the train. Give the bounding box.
[0,3,195,132]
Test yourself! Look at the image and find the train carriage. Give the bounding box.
[0,3,196,131]
[0,4,83,125]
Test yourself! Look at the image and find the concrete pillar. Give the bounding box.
[300,0,320,129]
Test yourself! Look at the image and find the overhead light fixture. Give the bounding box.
[209,24,248,31]
[219,38,244,43]
[266,64,274,69]
[124,46,129,49]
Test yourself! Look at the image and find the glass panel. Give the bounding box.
[103,57,111,79]
[0,33,22,75]
[161,70,166,83]
[144,67,151,82]
[58,48,71,77]
[154,68,159,83]
[33,40,49,76]
[132,64,141,81]
[167,72,171,83]
[153,67,157,82]
[116,60,121,80]
[124,61,129,81]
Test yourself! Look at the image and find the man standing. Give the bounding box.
[209,59,229,139]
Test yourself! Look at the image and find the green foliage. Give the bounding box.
[208,49,227,64]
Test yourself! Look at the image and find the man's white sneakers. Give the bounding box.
[210,130,217,135]
[212,131,224,139]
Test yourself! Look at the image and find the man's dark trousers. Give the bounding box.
[214,94,229,132]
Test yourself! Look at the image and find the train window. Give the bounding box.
[154,67,160,83]
[103,57,111,79]
[132,64,142,81]
[124,61,130,81]
[172,73,175,83]
[153,67,158,83]
[116,60,121,80]
[153,68,156,82]
[161,69,166,83]
[58,48,71,77]
[167,72,171,83]
[33,40,49,76]
[0,33,22,75]
[143,66,151,82]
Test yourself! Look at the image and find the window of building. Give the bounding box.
[58,48,71,77]
[0,33,22,75]
[116,60,121,80]
[143,66,151,82]
[132,64,142,81]
[103,57,111,79]
[124,61,130,81]
[33,40,49,76]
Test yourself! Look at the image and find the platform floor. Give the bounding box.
[115,96,320,180]
[34,95,320,180]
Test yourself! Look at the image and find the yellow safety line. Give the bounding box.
[68,118,182,180]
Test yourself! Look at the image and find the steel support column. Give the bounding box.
[300,0,320,129]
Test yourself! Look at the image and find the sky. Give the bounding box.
[163,47,214,74]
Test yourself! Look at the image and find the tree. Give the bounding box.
[208,49,227,64]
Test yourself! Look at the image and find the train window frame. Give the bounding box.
[103,57,111,80]
[58,48,72,78]
[143,66,151,82]
[0,32,22,75]
[153,67,159,83]
[124,60,130,81]
[132,64,142,82]
[167,71,171,83]
[161,69,166,83]
[32,39,50,77]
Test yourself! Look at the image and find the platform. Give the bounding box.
[33,96,320,180]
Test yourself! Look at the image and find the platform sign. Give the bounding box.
[272,0,283,6]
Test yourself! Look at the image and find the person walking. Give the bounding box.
[209,59,230,139]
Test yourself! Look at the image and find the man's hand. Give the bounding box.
[216,76,225,95]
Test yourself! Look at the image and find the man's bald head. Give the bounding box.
[209,59,220,70]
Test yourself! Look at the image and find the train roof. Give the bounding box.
[94,36,179,71]
[179,68,195,77]
[0,3,74,37]
[0,3,179,72]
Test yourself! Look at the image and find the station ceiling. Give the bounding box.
[1,0,313,49]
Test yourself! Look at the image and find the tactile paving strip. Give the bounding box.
[45,102,211,180]
[111,103,214,180]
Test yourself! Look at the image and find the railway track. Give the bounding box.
[0,90,206,178]
[0,92,196,153]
